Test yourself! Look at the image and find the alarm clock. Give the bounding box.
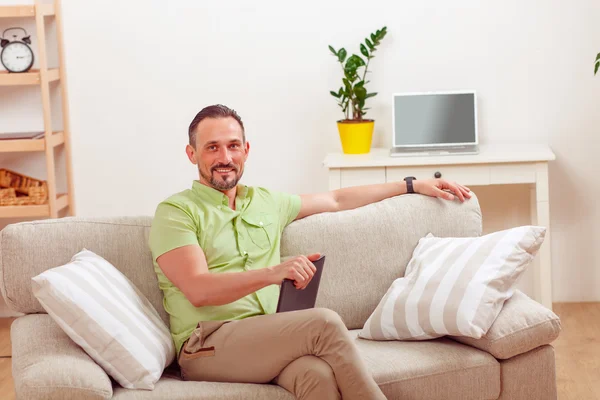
[1,27,34,73]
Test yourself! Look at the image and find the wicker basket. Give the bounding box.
[27,185,48,205]
[0,188,16,199]
[0,196,31,206]
[0,168,47,195]
[0,169,48,206]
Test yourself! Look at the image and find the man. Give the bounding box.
[148,104,471,400]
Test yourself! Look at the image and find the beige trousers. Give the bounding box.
[178,308,386,400]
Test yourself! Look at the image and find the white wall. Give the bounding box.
[0,0,599,306]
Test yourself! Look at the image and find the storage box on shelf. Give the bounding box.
[0,0,75,220]
[0,168,48,206]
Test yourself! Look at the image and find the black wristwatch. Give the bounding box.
[404,176,417,194]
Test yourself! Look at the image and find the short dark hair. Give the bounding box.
[188,104,245,147]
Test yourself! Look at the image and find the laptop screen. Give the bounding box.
[393,92,477,147]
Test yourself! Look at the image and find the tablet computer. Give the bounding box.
[276,255,326,313]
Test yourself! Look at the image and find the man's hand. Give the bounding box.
[268,254,321,289]
[413,179,472,202]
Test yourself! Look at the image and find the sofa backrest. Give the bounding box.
[0,216,170,323]
[0,193,482,330]
[281,193,482,329]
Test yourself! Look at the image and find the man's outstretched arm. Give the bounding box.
[295,178,472,221]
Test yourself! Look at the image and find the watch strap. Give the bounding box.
[404,176,416,194]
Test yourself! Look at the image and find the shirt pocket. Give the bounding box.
[242,213,275,250]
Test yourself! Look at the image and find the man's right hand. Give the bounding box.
[268,253,321,289]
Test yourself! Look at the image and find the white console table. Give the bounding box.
[323,144,556,309]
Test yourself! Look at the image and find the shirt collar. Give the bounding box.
[192,180,248,208]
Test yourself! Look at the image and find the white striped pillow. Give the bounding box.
[360,226,546,341]
[31,249,175,390]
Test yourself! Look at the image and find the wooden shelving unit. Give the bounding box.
[0,0,74,219]
[0,68,59,85]
[0,4,53,18]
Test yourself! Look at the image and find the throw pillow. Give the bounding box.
[359,225,546,341]
[31,249,175,390]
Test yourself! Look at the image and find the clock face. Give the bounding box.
[1,42,34,73]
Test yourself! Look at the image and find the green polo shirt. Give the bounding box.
[148,181,301,354]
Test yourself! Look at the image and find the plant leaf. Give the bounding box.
[355,86,367,100]
[596,52,600,62]
[345,54,366,70]
[330,91,340,98]
[366,38,374,50]
[338,48,347,63]
[328,45,337,56]
[354,80,365,88]
[595,60,600,75]
[360,44,369,58]
[344,64,358,75]
[377,27,387,40]
[365,92,377,99]
[345,70,358,82]
[371,33,376,42]
[342,78,352,90]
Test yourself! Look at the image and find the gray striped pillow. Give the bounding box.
[32,249,175,390]
[360,226,546,341]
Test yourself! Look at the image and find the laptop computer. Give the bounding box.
[390,91,479,157]
[276,255,326,313]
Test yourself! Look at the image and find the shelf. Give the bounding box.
[0,4,54,18]
[0,131,64,152]
[0,1,75,219]
[0,193,68,218]
[0,68,60,86]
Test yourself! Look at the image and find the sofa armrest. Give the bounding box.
[11,314,113,400]
[449,290,561,359]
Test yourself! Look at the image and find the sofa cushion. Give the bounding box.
[281,193,483,329]
[0,217,169,325]
[31,249,176,390]
[351,330,501,400]
[111,331,499,400]
[450,290,561,359]
[360,226,546,341]
[112,377,294,399]
[11,314,113,400]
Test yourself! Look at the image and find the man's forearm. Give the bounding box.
[333,181,408,212]
[190,268,274,307]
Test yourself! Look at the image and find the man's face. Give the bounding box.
[187,117,249,191]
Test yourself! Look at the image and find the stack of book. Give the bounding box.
[0,132,45,140]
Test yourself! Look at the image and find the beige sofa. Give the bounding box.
[0,193,561,399]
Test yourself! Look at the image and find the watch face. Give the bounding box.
[1,42,34,73]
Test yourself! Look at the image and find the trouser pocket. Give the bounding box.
[180,320,228,362]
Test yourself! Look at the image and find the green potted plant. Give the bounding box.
[329,26,387,154]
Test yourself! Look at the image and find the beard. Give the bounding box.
[200,163,242,191]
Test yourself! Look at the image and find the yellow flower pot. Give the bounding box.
[337,120,374,154]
